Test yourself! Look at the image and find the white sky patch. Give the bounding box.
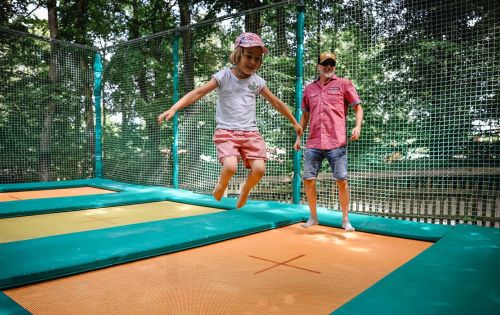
[28,4,48,20]
[472,119,500,132]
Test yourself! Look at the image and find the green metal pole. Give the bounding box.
[293,0,305,204]
[93,52,103,178]
[172,34,180,188]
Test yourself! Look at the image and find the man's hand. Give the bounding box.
[350,126,361,141]
[293,137,301,151]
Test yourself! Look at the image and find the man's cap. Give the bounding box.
[318,52,337,63]
[234,32,269,54]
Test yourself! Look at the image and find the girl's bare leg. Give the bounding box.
[212,156,238,201]
[236,159,265,208]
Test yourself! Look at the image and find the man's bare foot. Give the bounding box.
[212,183,226,201]
[301,218,319,228]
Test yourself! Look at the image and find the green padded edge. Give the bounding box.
[0,178,99,192]
[0,202,305,290]
[0,193,449,290]
[0,179,238,218]
[305,208,451,242]
[3,184,489,315]
[332,224,500,315]
[0,178,142,192]
[0,293,30,315]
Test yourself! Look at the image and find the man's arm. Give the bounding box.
[350,104,363,141]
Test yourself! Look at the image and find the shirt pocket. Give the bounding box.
[326,90,345,110]
[326,89,343,100]
[307,93,320,106]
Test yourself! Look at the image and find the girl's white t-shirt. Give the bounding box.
[212,67,266,131]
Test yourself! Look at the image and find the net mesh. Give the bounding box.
[175,4,299,200]
[0,29,96,183]
[100,34,175,186]
[1,0,498,227]
[303,0,499,226]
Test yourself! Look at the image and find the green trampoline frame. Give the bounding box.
[0,179,498,315]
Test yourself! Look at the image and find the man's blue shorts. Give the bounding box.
[303,146,348,180]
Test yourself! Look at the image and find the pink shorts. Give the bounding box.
[213,129,267,169]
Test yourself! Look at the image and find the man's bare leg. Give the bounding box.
[337,179,354,231]
[302,179,319,228]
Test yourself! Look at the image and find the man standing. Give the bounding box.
[294,52,363,231]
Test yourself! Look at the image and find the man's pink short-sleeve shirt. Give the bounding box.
[301,75,361,149]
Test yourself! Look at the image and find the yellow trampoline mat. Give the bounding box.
[0,187,115,202]
[5,224,432,315]
[0,201,223,243]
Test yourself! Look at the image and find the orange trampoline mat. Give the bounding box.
[0,187,115,202]
[5,224,432,315]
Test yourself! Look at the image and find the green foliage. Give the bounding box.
[304,0,499,172]
[0,31,95,182]
[1,0,498,187]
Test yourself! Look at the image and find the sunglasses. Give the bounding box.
[319,60,336,67]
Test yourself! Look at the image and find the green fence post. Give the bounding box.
[93,52,103,178]
[172,33,180,189]
[293,0,305,204]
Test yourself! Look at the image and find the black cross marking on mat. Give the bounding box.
[5,194,21,201]
[248,254,321,275]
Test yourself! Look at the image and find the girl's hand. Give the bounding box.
[293,137,301,151]
[293,123,303,136]
[158,108,176,124]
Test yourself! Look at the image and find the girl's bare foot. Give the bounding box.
[236,183,249,208]
[212,183,226,201]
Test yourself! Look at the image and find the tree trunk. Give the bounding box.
[129,0,148,101]
[40,0,59,181]
[275,6,286,55]
[75,0,94,177]
[178,0,194,92]
[121,0,141,136]
[244,0,262,34]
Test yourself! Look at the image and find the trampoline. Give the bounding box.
[4,224,430,314]
[0,187,115,202]
[2,3,498,313]
[0,179,499,315]
[0,201,223,243]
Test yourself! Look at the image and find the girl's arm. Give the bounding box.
[158,78,219,124]
[294,111,309,150]
[260,86,303,136]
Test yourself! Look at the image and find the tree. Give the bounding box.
[39,0,59,181]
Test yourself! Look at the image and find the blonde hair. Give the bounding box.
[229,46,243,65]
[229,47,263,67]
